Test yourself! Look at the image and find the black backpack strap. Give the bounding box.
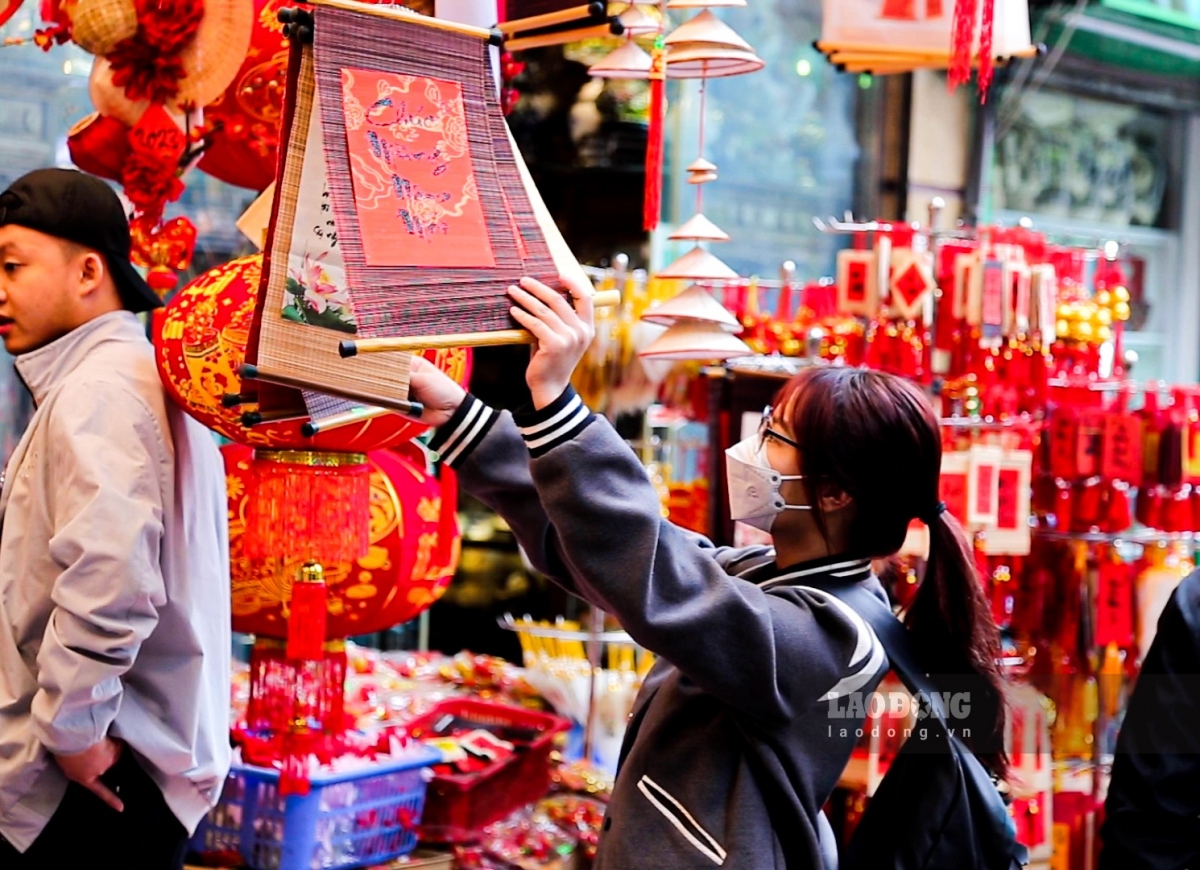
[821,583,953,728]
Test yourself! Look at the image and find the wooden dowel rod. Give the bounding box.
[832,56,1028,75]
[310,0,498,41]
[345,329,535,355]
[338,288,622,357]
[505,21,616,51]
[302,406,394,436]
[820,42,1041,62]
[497,1,604,35]
[241,409,311,427]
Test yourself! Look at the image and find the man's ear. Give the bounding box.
[77,251,107,298]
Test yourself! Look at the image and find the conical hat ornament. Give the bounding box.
[639,319,752,360]
[687,157,718,184]
[590,39,654,78]
[671,212,729,242]
[615,3,661,34]
[664,9,763,78]
[591,3,661,78]
[666,8,751,46]
[657,245,739,281]
[642,285,741,329]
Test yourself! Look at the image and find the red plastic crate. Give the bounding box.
[406,698,570,842]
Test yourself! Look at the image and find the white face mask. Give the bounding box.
[724,435,811,532]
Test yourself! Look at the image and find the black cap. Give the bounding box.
[0,168,163,313]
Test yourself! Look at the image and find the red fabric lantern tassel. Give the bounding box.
[948,0,978,92]
[643,38,666,232]
[977,0,995,100]
[287,563,328,661]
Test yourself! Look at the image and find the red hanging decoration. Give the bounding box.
[286,563,329,661]
[243,451,372,565]
[107,0,205,103]
[977,0,995,100]
[245,640,347,738]
[948,0,978,92]
[643,36,666,232]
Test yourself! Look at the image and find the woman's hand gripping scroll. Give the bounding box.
[507,275,596,411]
[406,356,468,428]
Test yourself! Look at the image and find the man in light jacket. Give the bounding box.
[0,168,231,868]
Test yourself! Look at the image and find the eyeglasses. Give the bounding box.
[758,405,801,451]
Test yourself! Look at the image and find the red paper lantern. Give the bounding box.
[155,254,472,449]
[224,442,460,639]
[196,0,289,190]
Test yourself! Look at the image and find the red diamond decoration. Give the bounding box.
[892,262,930,309]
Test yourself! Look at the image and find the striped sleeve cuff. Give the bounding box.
[513,386,596,458]
[428,394,498,468]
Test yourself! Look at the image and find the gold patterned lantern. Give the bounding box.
[224,443,460,640]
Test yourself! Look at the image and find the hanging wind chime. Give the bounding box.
[638,0,759,359]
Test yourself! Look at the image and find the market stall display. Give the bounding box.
[3,0,1183,862]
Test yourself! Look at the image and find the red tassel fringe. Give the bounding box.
[246,640,348,734]
[948,0,977,92]
[243,456,371,564]
[643,40,666,233]
[244,639,349,797]
[977,0,995,101]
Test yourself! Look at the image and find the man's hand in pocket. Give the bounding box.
[53,737,125,812]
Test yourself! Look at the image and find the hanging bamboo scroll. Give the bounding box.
[247,0,589,413]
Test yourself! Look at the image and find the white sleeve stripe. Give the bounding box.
[517,395,583,437]
[437,400,483,456]
[522,404,591,450]
[799,585,876,668]
[442,406,495,466]
[637,776,727,865]
[818,639,887,702]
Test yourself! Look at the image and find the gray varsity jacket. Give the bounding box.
[429,387,889,869]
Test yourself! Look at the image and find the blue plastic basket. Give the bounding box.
[191,746,441,870]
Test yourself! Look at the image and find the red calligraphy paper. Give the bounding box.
[1049,414,1076,479]
[941,452,969,525]
[998,468,1021,530]
[340,67,495,268]
[847,261,868,303]
[980,260,1004,343]
[1102,415,1143,484]
[969,445,1002,527]
[1075,410,1104,479]
[1095,561,1134,648]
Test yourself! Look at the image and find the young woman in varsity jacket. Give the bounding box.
[407,276,1008,869]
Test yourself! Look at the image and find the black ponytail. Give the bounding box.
[907,509,1007,775]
